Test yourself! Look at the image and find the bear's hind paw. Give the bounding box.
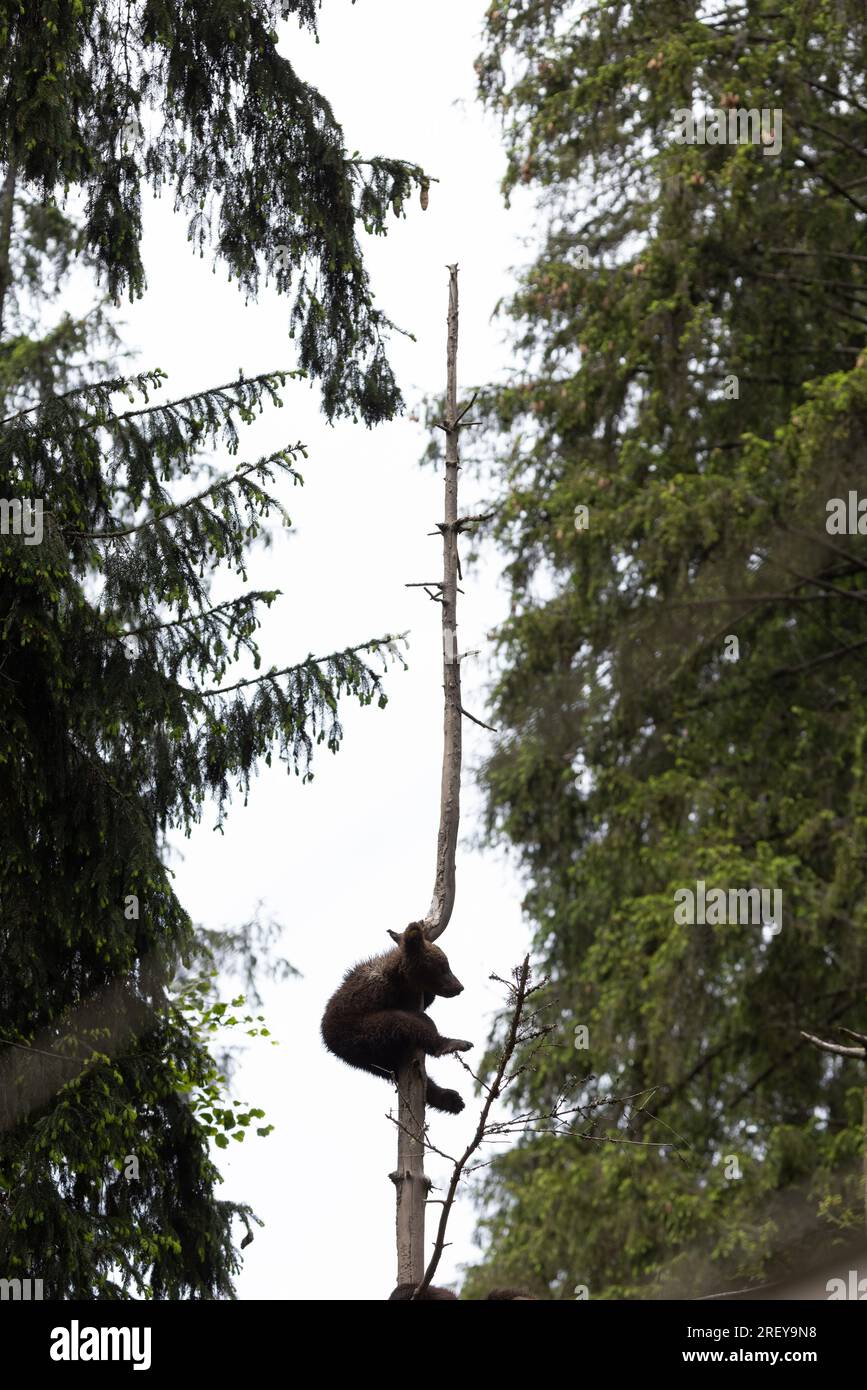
[427,1085,464,1114]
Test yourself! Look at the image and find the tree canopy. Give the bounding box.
[1,0,427,422]
[0,0,417,1296]
[465,0,867,1299]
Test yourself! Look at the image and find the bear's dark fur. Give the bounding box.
[321,922,472,1114]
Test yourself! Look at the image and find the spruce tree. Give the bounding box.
[466,0,867,1298]
[0,1,420,1297]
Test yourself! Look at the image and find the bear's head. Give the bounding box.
[388,922,464,998]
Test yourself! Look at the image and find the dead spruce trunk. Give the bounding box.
[392,266,465,1290]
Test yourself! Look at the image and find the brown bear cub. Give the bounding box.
[321,922,472,1114]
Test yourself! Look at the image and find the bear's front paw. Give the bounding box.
[435,1089,464,1114]
[438,1036,472,1056]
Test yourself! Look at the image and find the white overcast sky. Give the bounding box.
[116,0,536,1300]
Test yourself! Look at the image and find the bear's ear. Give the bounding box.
[387,929,402,944]
[402,922,426,953]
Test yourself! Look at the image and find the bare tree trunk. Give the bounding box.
[392,265,464,1290]
[392,1052,428,1287]
[425,264,463,941]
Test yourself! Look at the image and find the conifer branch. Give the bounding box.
[103,370,297,428]
[120,592,279,639]
[0,368,165,428]
[66,453,301,539]
[119,594,277,642]
[191,633,408,698]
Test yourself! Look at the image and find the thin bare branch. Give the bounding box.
[801,1029,866,1059]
